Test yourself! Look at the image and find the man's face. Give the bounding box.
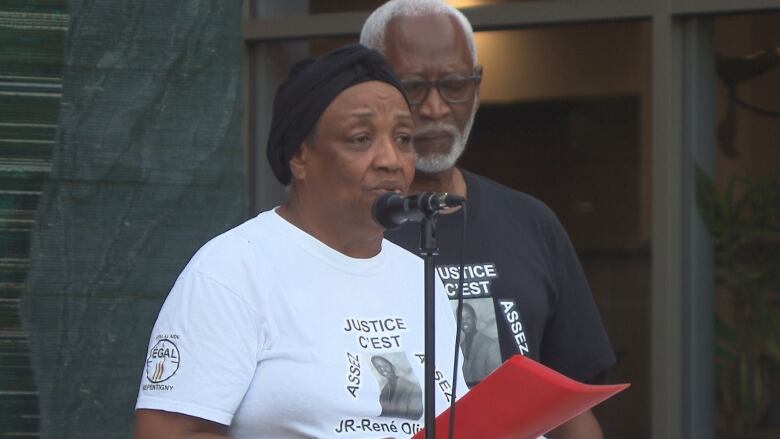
[382,14,481,174]
[372,356,396,379]
[291,81,415,233]
[462,306,476,335]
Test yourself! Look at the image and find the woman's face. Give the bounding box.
[292,81,415,234]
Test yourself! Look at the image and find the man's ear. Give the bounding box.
[288,143,308,181]
[474,64,484,111]
[474,64,484,85]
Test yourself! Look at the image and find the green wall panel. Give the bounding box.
[15,0,246,437]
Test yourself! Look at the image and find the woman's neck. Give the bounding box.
[277,198,383,259]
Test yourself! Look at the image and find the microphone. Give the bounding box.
[372,192,465,230]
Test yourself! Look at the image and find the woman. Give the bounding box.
[133,44,466,439]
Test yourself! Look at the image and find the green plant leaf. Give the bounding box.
[739,352,751,412]
[716,315,736,345]
[704,169,780,435]
[766,336,780,363]
[766,308,780,362]
[694,163,719,230]
[751,356,768,427]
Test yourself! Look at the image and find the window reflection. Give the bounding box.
[458,22,653,438]
[710,12,780,439]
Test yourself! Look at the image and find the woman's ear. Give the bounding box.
[288,143,308,181]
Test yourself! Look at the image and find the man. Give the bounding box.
[133,44,466,439]
[371,355,424,420]
[361,2,616,438]
[460,303,502,385]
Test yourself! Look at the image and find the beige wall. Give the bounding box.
[477,23,650,101]
[475,22,653,245]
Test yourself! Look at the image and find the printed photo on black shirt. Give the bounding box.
[452,297,502,386]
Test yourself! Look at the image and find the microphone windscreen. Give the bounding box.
[372,192,403,230]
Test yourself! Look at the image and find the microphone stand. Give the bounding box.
[419,214,439,439]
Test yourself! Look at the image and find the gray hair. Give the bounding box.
[360,0,478,65]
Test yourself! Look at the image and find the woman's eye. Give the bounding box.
[348,134,372,147]
[394,133,413,152]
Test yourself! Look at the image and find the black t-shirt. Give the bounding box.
[385,169,615,385]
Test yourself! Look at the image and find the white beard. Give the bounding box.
[413,100,478,174]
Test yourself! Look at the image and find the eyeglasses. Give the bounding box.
[401,74,481,106]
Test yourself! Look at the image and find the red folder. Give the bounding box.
[413,355,629,439]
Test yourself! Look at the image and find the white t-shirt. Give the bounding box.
[136,209,468,438]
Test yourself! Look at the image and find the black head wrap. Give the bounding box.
[266,44,409,185]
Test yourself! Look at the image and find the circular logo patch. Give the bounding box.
[145,339,180,383]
